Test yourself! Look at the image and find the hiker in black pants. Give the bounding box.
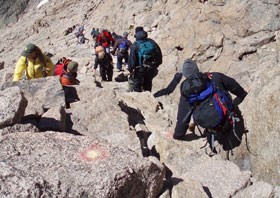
[93,46,113,81]
[128,27,162,92]
[173,59,248,140]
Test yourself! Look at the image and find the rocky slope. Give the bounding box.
[0,0,279,197]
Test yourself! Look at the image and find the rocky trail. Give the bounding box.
[0,0,279,197]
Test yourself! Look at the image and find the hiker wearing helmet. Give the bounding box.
[93,46,114,81]
[128,26,162,92]
[173,59,248,142]
[13,43,54,81]
[112,32,132,72]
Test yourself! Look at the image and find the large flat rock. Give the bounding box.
[0,132,164,198]
[0,86,27,128]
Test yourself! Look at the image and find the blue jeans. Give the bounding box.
[117,53,128,70]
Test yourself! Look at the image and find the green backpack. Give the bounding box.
[136,39,157,67]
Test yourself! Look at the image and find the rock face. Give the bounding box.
[0,86,27,128]
[0,0,279,195]
[2,77,65,118]
[0,132,165,198]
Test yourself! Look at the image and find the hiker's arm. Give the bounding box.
[128,41,133,49]
[174,95,192,139]
[165,72,182,95]
[93,58,99,70]
[13,57,26,81]
[155,42,162,66]
[112,40,119,55]
[128,44,137,72]
[45,57,54,76]
[218,72,248,101]
[149,39,162,66]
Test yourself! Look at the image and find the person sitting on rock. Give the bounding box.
[93,46,113,81]
[13,43,54,81]
[60,60,80,86]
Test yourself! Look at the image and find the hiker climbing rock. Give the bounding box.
[13,43,54,81]
[95,29,115,53]
[55,58,80,86]
[128,26,162,92]
[173,59,248,152]
[112,32,132,72]
[93,46,114,81]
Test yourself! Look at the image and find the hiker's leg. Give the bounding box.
[124,54,129,65]
[143,68,158,92]
[107,68,113,81]
[174,95,192,139]
[99,66,107,81]
[116,55,123,70]
[133,68,144,92]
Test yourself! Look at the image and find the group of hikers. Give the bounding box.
[12,25,248,155]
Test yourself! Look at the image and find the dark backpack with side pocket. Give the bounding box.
[136,39,157,67]
[181,72,233,129]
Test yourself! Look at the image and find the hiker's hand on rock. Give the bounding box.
[164,131,173,139]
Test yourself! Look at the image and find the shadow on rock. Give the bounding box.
[63,86,80,109]
[66,112,81,135]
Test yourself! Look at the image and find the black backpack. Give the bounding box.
[180,72,233,129]
[180,72,210,98]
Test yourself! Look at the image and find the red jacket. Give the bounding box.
[96,31,115,48]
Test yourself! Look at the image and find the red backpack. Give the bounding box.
[54,57,71,76]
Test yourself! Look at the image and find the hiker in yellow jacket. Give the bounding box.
[13,43,54,81]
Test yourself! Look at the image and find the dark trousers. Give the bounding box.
[100,66,113,81]
[133,67,158,92]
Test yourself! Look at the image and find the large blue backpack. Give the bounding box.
[136,39,157,67]
[118,39,129,54]
[181,72,233,129]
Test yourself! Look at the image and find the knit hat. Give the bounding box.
[135,26,144,33]
[21,43,37,56]
[123,32,128,38]
[67,61,78,73]
[182,59,199,78]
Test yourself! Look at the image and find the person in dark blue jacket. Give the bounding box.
[169,60,248,140]
[128,27,162,92]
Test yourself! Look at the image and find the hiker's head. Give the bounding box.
[182,59,199,78]
[123,32,128,38]
[135,26,144,34]
[21,43,38,58]
[95,46,105,59]
[67,61,78,73]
